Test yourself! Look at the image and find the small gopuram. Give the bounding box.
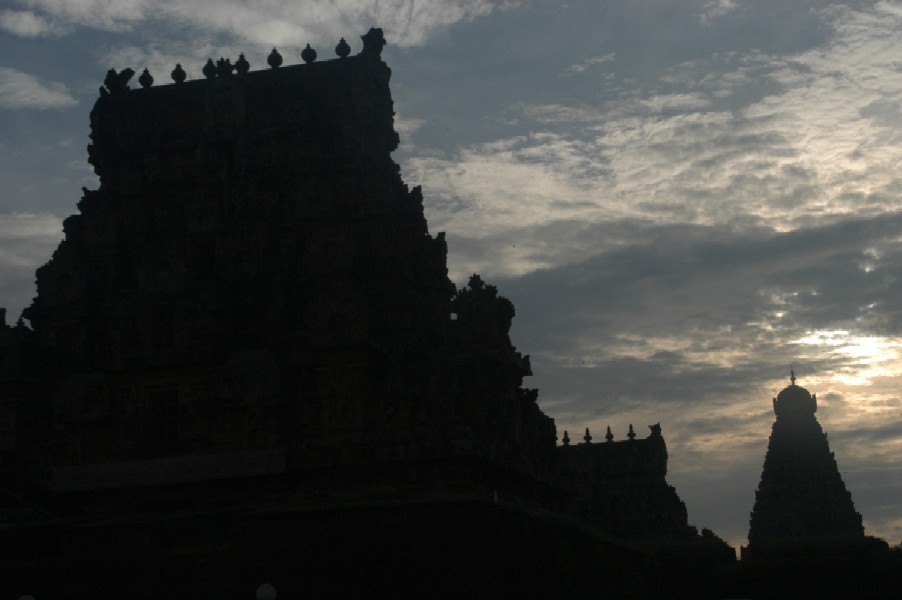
[745,371,864,556]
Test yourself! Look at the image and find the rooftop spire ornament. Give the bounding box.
[138,68,153,88]
[335,37,351,58]
[267,48,283,68]
[301,43,317,64]
[235,53,250,75]
[170,63,186,83]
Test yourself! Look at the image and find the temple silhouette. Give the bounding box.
[0,28,897,599]
[736,371,895,599]
[745,370,864,556]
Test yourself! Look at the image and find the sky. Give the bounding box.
[2,0,902,550]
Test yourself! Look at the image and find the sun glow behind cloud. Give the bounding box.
[794,330,902,388]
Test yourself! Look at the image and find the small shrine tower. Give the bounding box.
[746,371,864,554]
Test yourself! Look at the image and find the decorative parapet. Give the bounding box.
[556,422,689,537]
[557,423,669,479]
[87,28,399,187]
[98,29,387,96]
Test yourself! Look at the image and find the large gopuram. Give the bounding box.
[745,371,864,556]
[6,29,557,497]
[0,29,728,598]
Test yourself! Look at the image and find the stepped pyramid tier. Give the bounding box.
[747,371,864,551]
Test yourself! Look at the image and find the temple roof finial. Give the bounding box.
[790,367,796,385]
[336,37,351,58]
[267,48,283,69]
[361,27,386,57]
[301,43,317,64]
[171,63,186,83]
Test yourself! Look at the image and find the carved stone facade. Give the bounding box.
[746,373,864,555]
[0,29,688,544]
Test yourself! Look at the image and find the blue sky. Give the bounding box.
[2,0,902,549]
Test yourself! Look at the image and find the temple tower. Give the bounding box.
[747,371,864,552]
[3,28,555,503]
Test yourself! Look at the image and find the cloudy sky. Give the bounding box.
[3,0,902,549]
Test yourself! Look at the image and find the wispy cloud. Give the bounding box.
[0,9,67,37]
[405,2,902,287]
[0,67,77,109]
[14,0,147,32]
[14,0,499,46]
[562,53,616,76]
[699,0,740,24]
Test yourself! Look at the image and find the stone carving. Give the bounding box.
[102,68,134,95]
[215,57,234,77]
[361,27,386,57]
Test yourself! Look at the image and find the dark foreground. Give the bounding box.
[4,498,898,599]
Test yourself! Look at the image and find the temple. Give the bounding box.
[744,371,865,557]
[5,28,560,504]
[2,28,734,598]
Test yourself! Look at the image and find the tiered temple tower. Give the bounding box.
[0,29,725,598]
[746,371,864,554]
[3,28,556,507]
